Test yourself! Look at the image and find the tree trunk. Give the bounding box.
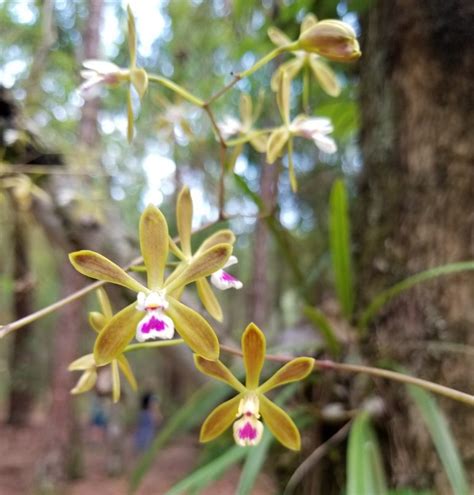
[247,162,279,327]
[357,0,474,490]
[7,197,36,425]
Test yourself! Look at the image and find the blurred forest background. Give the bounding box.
[0,0,473,494]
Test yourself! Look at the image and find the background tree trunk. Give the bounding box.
[247,161,279,327]
[357,0,474,490]
[6,196,36,425]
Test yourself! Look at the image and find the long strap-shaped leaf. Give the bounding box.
[347,412,388,495]
[407,385,469,495]
[358,261,474,332]
[329,179,355,318]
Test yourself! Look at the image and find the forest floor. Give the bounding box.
[0,423,275,495]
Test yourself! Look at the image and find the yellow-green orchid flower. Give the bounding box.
[69,204,232,365]
[79,6,148,142]
[266,73,337,192]
[69,288,137,403]
[195,323,314,450]
[269,14,341,97]
[217,93,268,153]
[169,186,242,322]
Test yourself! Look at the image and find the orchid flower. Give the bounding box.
[79,6,148,142]
[269,14,341,97]
[217,93,268,153]
[168,187,243,322]
[266,72,337,191]
[195,323,314,450]
[70,204,233,364]
[269,13,360,64]
[69,288,137,403]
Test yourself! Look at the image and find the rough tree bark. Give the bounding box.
[357,0,474,490]
[247,162,279,327]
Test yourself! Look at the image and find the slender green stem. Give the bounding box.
[225,128,273,147]
[205,44,296,106]
[219,345,474,406]
[124,339,184,352]
[239,44,297,80]
[148,74,204,107]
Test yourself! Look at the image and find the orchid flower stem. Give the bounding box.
[147,74,204,107]
[219,345,474,406]
[124,339,185,352]
[205,44,296,106]
[226,128,273,147]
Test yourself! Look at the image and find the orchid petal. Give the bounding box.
[249,134,268,153]
[196,229,236,253]
[233,416,264,447]
[300,13,318,35]
[210,269,243,291]
[82,59,121,74]
[136,310,175,342]
[111,359,121,403]
[130,68,148,99]
[69,250,147,293]
[271,58,305,92]
[117,355,138,391]
[68,353,96,371]
[267,26,292,47]
[167,297,220,360]
[309,57,341,97]
[277,71,290,125]
[97,287,113,320]
[259,395,301,450]
[239,93,253,129]
[313,134,337,154]
[71,369,97,395]
[177,186,193,257]
[259,357,314,393]
[140,204,169,290]
[242,323,266,389]
[89,311,106,333]
[266,127,289,164]
[200,394,242,443]
[164,243,232,294]
[94,304,143,366]
[288,136,297,193]
[196,277,223,322]
[127,5,137,67]
[127,89,134,143]
[194,355,244,391]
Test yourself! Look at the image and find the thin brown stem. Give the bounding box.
[284,420,353,494]
[219,345,474,406]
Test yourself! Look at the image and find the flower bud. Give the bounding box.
[297,20,361,62]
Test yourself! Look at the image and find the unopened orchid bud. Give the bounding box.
[297,20,361,62]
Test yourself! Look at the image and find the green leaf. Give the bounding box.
[347,413,388,495]
[358,261,474,331]
[329,179,355,318]
[303,305,341,357]
[407,385,469,495]
[129,382,231,493]
[164,446,246,495]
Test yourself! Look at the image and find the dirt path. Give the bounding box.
[0,424,275,494]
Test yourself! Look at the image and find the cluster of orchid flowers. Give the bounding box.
[69,187,313,449]
[79,7,360,190]
[71,6,361,451]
